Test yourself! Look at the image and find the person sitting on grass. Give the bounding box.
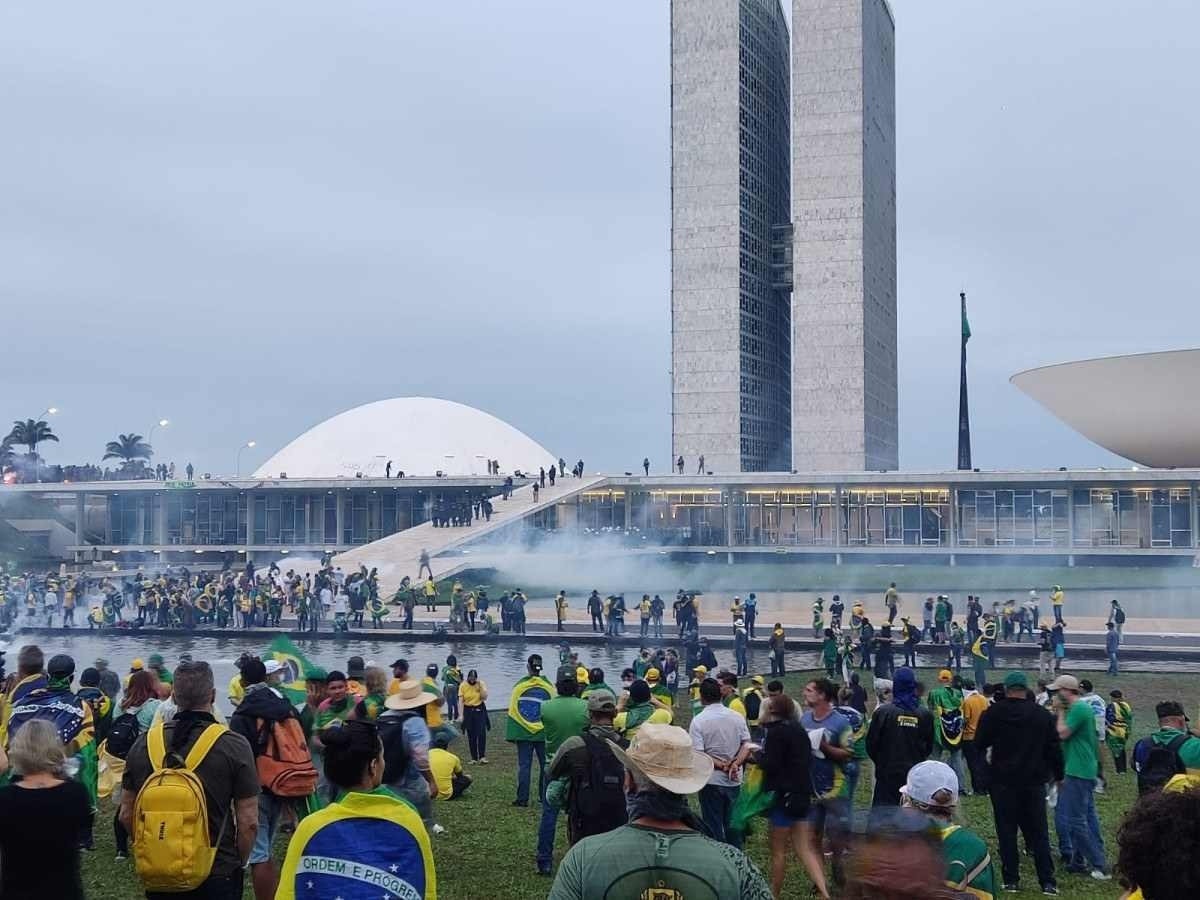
[429,730,471,800]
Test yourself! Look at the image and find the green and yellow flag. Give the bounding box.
[505,674,555,741]
[265,635,321,707]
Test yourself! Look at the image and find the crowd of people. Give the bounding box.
[0,624,1191,900]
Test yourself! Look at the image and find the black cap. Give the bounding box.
[346,656,365,678]
[556,665,578,685]
[1157,700,1186,720]
[390,659,409,672]
[79,667,100,687]
[47,654,75,678]
[528,654,543,674]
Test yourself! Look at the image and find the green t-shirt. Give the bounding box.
[548,824,772,900]
[937,823,995,898]
[540,696,589,757]
[1063,699,1099,779]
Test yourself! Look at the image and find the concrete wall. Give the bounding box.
[671,0,743,473]
[791,0,897,471]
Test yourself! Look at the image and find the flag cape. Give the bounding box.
[729,763,774,838]
[266,635,321,707]
[505,675,554,741]
[276,788,436,900]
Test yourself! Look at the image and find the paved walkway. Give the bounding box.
[333,475,603,598]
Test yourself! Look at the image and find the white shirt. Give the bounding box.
[320,587,333,608]
[689,702,750,788]
[332,592,348,614]
[43,591,57,608]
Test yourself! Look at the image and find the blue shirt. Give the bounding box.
[1105,630,1119,653]
[800,707,851,799]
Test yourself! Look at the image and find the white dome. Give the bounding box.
[255,397,557,478]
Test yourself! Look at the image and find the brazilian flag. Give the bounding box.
[505,675,554,741]
[266,635,320,707]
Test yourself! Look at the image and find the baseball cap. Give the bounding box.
[94,657,109,669]
[528,654,543,674]
[556,665,578,685]
[264,659,283,677]
[1003,671,1028,690]
[900,760,959,807]
[692,664,708,675]
[389,659,409,671]
[240,658,267,685]
[130,658,145,671]
[47,654,76,678]
[587,690,617,714]
[148,653,164,667]
[751,675,764,686]
[305,666,329,682]
[937,669,952,684]
[1048,674,1080,692]
[645,668,661,681]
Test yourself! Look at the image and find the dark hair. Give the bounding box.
[240,658,266,686]
[629,680,651,703]
[326,670,347,685]
[718,672,738,688]
[17,645,43,678]
[589,668,604,684]
[557,677,578,698]
[808,678,837,702]
[699,678,721,704]
[1116,786,1200,898]
[173,661,215,712]
[79,667,100,688]
[122,670,159,710]
[318,720,382,789]
[767,680,785,694]
[621,667,635,680]
[1079,679,1094,692]
[767,693,797,721]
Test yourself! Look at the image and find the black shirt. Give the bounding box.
[0,779,92,900]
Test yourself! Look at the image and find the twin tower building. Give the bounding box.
[671,0,898,473]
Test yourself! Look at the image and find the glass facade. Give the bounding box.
[107,493,155,546]
[630,489,726,546]
[1072,487,1192,549]
[731,488,836,546]
[843,489,950,547]
[737,0,791,471]
[956,489,1069,548]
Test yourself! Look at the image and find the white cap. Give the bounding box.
[264,659,284,676]
[900,760,959,807]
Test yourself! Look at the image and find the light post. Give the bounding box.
[236,441,256,477]
[34,407,58,482]
[148,418,169,447]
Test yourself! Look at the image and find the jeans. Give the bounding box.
[591,612,603,632]
[515,740,546,805]
[935,746,969,794]
[1107,651,1119,674]
[903,646,916,667]
[734,645,748,676]
[990,782,1056,888]
[771,649,785,676]
[652,614,663,638]
[444,685,460,721]
[948,645,962,671]
[972,655,988,688]
[744,609,755,639]
[699,783,742,848]
[1054,606,1063,624]
[535,798,559,869]
[1056,775,1106,871]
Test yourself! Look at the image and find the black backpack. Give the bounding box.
[1115,608,1126,624]
[105,712,141,760]
[571,732,628,840]
[1133,733,1189,794]
[377,712,415,784]
[743,690,762,723]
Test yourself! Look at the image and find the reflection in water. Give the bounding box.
[9,630,1196,714]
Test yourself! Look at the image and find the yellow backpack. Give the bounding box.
[132,721,229,892]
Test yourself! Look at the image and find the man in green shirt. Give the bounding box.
[548,723,771,900]
[1051,674,1110,880]
[900,760,995,899]
[537,668,589,875]
[147,652,173,686]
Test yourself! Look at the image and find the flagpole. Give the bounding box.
[957,291,972,470]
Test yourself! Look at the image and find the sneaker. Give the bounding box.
[115,853,127,862]
[1090,870,1111,882]
[511,800,528,807]
[1041,885,1059,896]
[479,757,489,764]
[1002,884,1019,893]
[431,824,446,835]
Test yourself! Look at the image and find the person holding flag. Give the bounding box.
[507,653,555,807]
[927,671,968,794]
[277,718,436,900]
[971,614,996,687]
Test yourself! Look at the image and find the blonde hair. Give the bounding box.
[9,719,66,777]
[364,666,388,696]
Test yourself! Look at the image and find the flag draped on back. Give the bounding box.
[505,675,554,741]
[265,635,320,707]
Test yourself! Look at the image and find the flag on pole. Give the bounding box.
[957,292,973,470]
[265,635,320,707]
[961,297,972,343]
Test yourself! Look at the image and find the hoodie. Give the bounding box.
[973,696,1064,787]
[230,682,297,757]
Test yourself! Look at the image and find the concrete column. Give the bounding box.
[157,492,167,546]
[949,488,959,548]
[74,493,85,546]
[1068,554,1076,568]
[724,490,734,547]
[623,490,632,532]
[835,552,843,566]
[335,490,346,546]
[949,553,956,567]
[1067,484,1077,550]
[834,486,843,548]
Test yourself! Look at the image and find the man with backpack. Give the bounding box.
[548,690,629,849]
[121,660,260,899]
[1132,700,1200,793]
[229,658,317,900]
[535,668,590,875]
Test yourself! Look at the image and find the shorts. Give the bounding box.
[768,805,806,828]
[249,792,283,864]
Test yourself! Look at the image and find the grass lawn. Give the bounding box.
[83,667,1176,899]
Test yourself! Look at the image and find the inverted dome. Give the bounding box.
[1011,348,1200,468]
[255,397,557,478]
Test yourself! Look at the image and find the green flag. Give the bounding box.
[961,295,971,342]
[265,635,321,706]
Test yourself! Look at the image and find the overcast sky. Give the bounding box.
[2,1,1197,476]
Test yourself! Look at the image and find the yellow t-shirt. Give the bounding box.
[724,696,747,719]
[228,674,246,707]
[429,748,462,800]
[614,706,673,738]
[459,680,486,708]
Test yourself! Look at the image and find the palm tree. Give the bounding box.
[7,419,58,460]
[0,437,13,471]
[103,433,154,465]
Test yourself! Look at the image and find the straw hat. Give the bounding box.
[384,679,438,710]
[607,723,713,795]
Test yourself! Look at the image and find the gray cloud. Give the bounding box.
[1,1,1194,475]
